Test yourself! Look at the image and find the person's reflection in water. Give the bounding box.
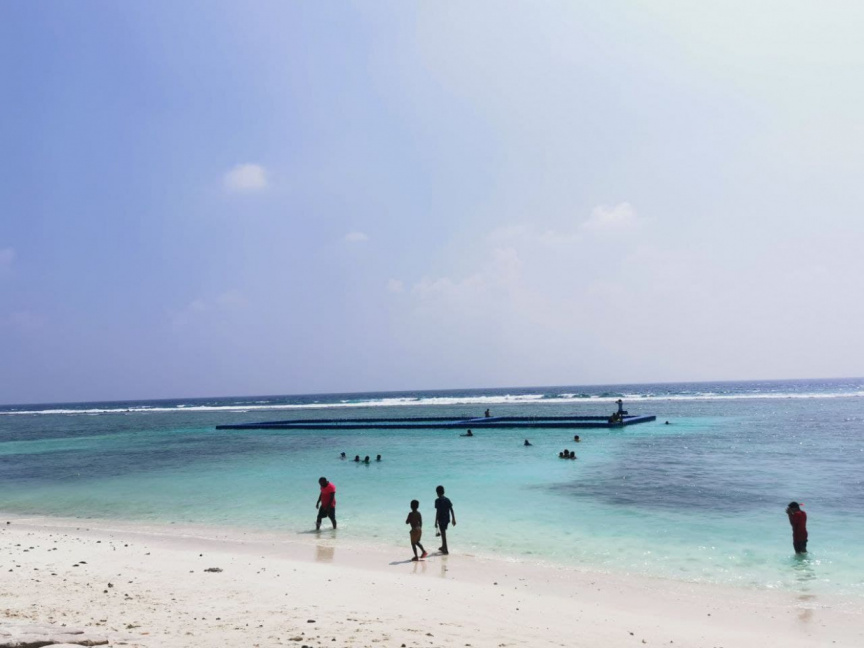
[789,555,816,622]
[437,554,449,579]
[790,552,816,587]
[315,544,335,563]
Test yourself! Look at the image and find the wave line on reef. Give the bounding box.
[2,389,863,416]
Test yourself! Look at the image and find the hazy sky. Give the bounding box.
[2,1,863,404]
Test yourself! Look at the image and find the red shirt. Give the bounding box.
[320,482,336,508]
[790,510,807,542]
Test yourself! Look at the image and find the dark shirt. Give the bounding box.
[435,496,453,524]
[789,510,808,542]
[406,510,422,530]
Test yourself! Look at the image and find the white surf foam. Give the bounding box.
[2,389,862,416]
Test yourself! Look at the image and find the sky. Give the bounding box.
[2,1,863,404]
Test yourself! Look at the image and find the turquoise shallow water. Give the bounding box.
[1,379,863,596]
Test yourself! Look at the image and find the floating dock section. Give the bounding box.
[216,414,656,431]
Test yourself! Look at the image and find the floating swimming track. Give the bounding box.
[216,414,657,430]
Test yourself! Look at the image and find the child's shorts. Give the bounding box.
[410,528,422,544]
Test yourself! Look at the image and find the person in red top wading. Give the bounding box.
[786,501,807,554]
[316,477,337,530]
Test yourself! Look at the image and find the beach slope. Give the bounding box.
[1,518,860,648]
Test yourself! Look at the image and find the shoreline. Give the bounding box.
[2,509,856,599]
[2,514,862,647]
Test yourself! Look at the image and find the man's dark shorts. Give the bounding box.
[794,540,807,553]
[437,520,449,531]
[317,507,336,522]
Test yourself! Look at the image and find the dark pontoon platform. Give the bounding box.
[216,414,657,431]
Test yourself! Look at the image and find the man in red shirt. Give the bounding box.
[316,477,337,530]
[786,501,807,554]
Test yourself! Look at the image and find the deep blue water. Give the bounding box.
[1,378,863,596]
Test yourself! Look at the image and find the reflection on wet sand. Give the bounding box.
[315,544,335,562]
[438,555,449,578]
[791,554,816,623]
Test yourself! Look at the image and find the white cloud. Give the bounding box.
[387,207,661,382]
[344,232,369,243]
[172,290,248,328]
[386,279,404,293]
[0,247,15,273]
[582,202,640,231]
[411,247,524,302]
[215,290,247,309]
[223,163,268,192]
[410,204,644,313]
[188,299,208,313]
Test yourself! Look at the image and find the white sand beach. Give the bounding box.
[1,515,861,648]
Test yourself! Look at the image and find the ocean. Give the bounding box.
[2,378,863,598]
